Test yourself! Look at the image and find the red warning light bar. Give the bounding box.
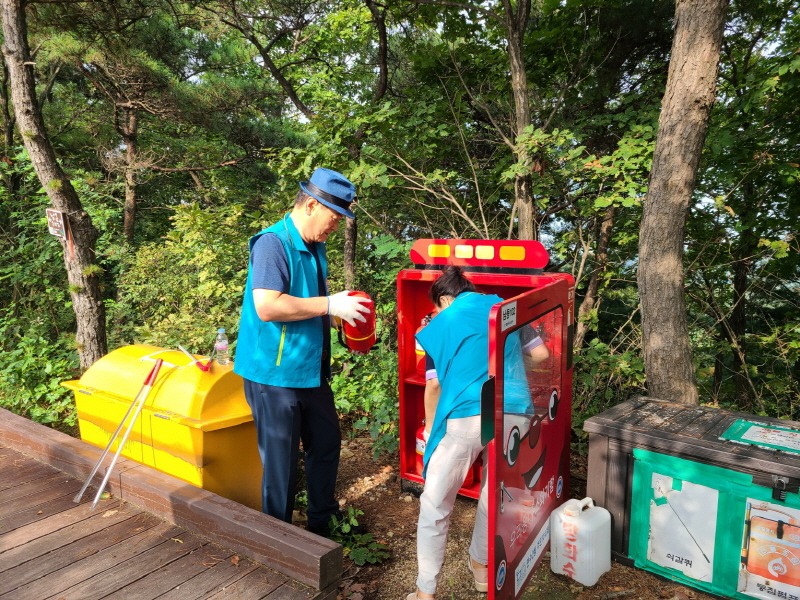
[409,239,549,270]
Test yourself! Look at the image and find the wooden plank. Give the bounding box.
[613,409,647,427]
[680,410,728,438]
[50,529,206,600]
[0,498,122,553]
[114,544,288,600]
[0,503,144,572]
[117,545,239,600]
[599,420,800,477]
[0,520,181,600]
[0,409,142,496]
[658,408,706,434]
[595,399,640,422]
[204,567,289,600]
[0,449,51,471]
[0,489,91,536]
[583,397,668,433]
[0,512,163,596]
[0,460,54,490]
[0,445,36,463]
[703,414,739,439]
[585,433,609,505]
[264,581,319,599]
[157,556,262,600]
[605,439,632,555]
[120,464,342,591]
[0,452,42,472]
[0,472,81,514]
[0,408,342,592]
[638,404,689,430]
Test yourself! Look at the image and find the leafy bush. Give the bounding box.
[571,338,646,451]
[331,331,399,457]
[0,157,85,430]
[109,202,252,352]
[329,507,391,566]
[0,323,78,428]
[329,235,408,457]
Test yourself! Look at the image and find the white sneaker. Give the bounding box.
[468,557,488,593]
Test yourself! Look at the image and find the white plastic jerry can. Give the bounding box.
[550,497,612,586]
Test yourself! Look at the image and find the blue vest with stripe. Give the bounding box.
[233,214,328,387]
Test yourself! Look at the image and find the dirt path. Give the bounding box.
[333,436,717,600]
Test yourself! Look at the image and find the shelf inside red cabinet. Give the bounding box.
[403,374,426,386]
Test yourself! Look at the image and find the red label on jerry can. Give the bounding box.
[342,291,376,353]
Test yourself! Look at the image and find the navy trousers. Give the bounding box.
[243,379,341,530]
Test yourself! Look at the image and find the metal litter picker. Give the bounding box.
[73,358,164,509]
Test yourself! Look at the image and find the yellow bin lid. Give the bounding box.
[62,344,251,432]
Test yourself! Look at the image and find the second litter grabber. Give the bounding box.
[73,358,164,509]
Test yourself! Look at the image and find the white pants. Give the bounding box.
[416,415,487,595]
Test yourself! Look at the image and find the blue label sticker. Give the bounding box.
[556,475,564,498]
[496,560,507,590]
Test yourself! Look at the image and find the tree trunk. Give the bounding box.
[574,205,616,350]
[344,217,357,290]
[1,0,107,369]
[503,0,536,241]
[638,0,728,404]
[0,58,22,235]
[121,107,138,243]
[507,25,535,241]
[729,179,756,406]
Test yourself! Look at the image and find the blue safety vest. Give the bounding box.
[234,214,328,387]
[416,292,531,476]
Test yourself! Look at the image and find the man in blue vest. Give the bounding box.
[235,167,371,536]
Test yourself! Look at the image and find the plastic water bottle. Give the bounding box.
[215,328,230,365]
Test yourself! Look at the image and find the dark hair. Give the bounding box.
[429,266,475,305]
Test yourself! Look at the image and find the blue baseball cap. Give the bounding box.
[300,167,356,219]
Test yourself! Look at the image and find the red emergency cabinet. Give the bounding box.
[397,238,575,599]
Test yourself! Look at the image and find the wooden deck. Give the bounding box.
[0,410,341,600]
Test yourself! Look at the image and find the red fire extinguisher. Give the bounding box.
[414,314,431,377]
[415,420,427,476]
[340,291,376,354]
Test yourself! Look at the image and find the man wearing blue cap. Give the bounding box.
[235,167,371,536]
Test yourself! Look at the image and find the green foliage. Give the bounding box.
[333,328,398,450]
[692,319,800,420]
[330,235,408,457]
[572,339,647,450]
[109,202,251,351]
[331,334,399,456]
[0,324,78,428]
[329,507,391,566]
[0,157,81,429]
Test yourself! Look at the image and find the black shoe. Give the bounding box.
[307,520,332,537]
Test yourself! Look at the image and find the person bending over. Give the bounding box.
[408,266,548,599]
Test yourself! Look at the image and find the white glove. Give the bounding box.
[328,291,371,327]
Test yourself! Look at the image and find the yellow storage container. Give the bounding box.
[62,344,262,511]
